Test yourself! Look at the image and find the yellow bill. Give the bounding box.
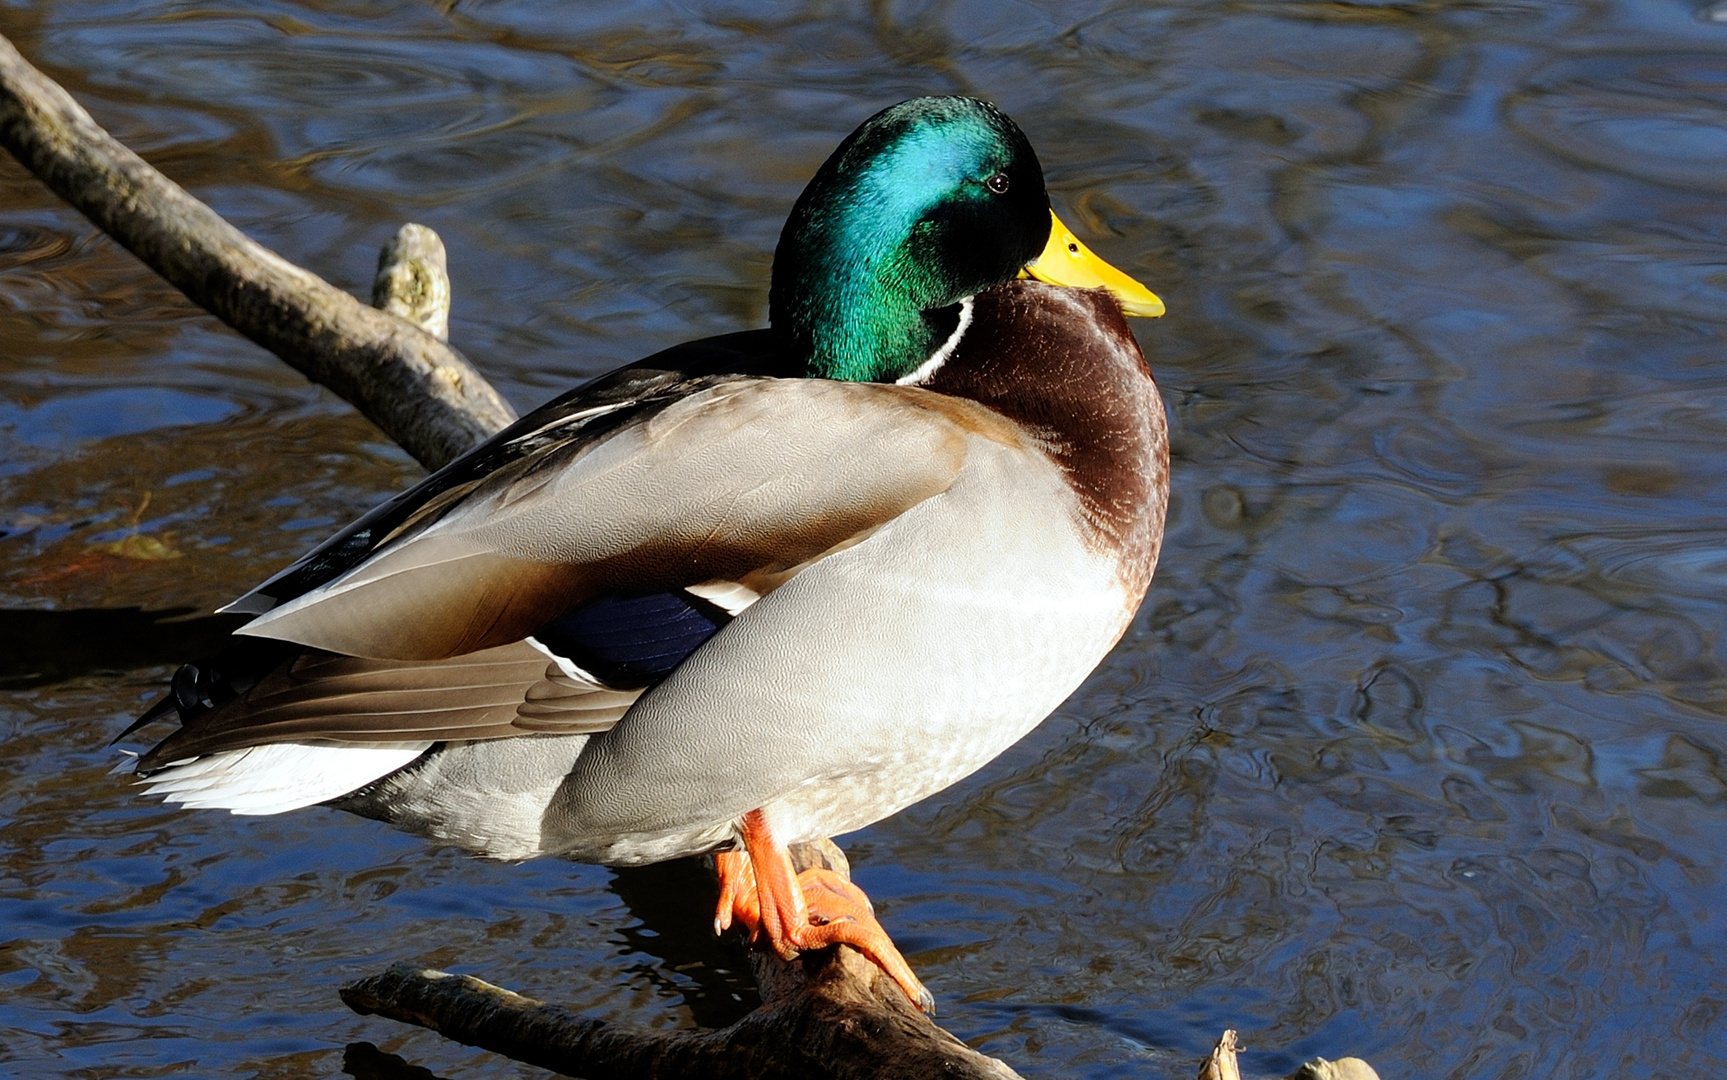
[1022,210,1165,317]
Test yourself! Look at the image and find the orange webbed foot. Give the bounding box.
[712,812,934,1013]
[782,865,936,1014]
[713,847,758,936]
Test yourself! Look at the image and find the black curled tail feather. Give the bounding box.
[116,637,298,752]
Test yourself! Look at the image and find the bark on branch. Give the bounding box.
[340,841,1023,1079]
[341,958,1016,1080]
[0,32,514,470]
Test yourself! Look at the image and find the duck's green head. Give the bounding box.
[770,96,1162,382]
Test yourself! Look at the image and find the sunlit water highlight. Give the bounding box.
[2,2,1725,1077]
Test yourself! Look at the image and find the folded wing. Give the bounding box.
[237,378,980,661]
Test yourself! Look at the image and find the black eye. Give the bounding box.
[985,172,1010,195]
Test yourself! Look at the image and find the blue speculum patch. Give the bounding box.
[535,591,731,687]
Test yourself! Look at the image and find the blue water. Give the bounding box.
[2,2,1725,1077]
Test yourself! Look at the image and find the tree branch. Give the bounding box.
[0,32,514,469]
[342,956,1017,1080]
[373,223,452,343]
[341,841,1023,1079]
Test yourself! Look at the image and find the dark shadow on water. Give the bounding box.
[608,856,762,1028]
[343,1042,449,1080]
[337,862,761,1076]
[0,606,247,689]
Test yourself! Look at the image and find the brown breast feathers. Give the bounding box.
[921,280,1170,601]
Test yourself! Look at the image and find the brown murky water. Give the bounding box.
[3,2,1726,1077]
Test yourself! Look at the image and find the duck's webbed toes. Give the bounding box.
[715,813,934,1012]
[713,847,760,937]
[790,866,934,1013]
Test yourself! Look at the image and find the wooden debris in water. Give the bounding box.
[374,223,451,342]
[1198,1029,1243,1080]
[1196,1028,1383,1080]
[1287,1056,1383,1080]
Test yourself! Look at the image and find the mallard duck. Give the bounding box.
[121,96,1168,1011]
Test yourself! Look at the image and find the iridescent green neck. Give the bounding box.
[777,219,956,382]
[768,98,1047,382]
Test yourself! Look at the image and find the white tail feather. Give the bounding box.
[135,742,432,815]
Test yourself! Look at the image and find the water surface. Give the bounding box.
[2,2,1725,1077]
